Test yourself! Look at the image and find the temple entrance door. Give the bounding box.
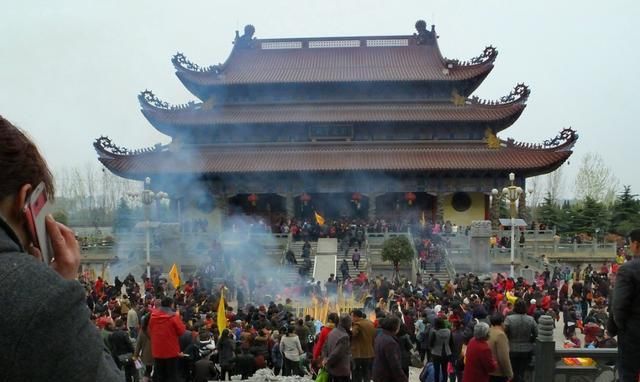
[294,193,369,222]
[227,193,285,231]
[375,193,435,224]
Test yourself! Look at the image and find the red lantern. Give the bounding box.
[248,193,258,206]
[405,192,416,206]
[352,192,362,209]
[301,193,312,206]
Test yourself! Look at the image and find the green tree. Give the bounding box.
[381,236,415,273]
[558,200,573,233]
[609,186,640,236]
[536,192,562,229]
[571,197,609,235]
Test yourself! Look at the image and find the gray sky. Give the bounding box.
[1,0,639,199]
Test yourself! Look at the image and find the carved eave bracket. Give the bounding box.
[171,52,223,74]
[94,136,168,159]
[444,45,498,69]
[138,90,198,112]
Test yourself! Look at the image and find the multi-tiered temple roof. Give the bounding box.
[96,21,577,181]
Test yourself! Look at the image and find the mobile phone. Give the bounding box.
[23,182,53,263]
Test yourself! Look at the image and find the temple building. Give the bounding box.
[95,21,577,230]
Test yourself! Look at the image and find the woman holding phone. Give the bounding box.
[0,115,123,381]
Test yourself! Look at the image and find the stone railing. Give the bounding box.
[442,247,457,281]
[364,228,373,277]
[489,244,616,263]
[534,315,617,382]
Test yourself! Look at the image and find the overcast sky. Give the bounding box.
[1,0,638,199]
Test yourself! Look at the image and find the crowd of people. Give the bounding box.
[75,224,638,382]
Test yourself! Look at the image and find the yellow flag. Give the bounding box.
[168,263,180,289]
[217,290,227,331]
[315,211,325,226]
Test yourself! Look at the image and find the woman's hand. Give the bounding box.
[46,215,81,280]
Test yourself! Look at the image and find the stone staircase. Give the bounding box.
[280,240,318,284]
[336,240,368,280]
[419,263,451,282]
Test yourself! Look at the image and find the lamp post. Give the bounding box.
[492,172,523,278]
[129,177,169,279]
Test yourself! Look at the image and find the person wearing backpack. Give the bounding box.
[416,311,433,363]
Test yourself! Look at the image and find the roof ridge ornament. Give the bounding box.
[505,127,578,150]
[500,83,530,103]
[234,24,256,49]
[543,128,578,149]
[172,52,222,73]
[469,83,530,106]
[414,20,436,45]
[139,90,197,111]
[139,90,168,109]
[444,45,498,68]
[471,46,498,64]
[94,136,167,157]
[94,136,129,156]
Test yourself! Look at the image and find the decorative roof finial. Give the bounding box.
[234,24,256,48]
[414,19,435,45]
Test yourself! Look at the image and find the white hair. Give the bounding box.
[474,322,490,340]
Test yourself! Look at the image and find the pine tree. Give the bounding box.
[558,200,573,233]
[571,197,609,235]
[537,192,562,230]
[610,186,640,236]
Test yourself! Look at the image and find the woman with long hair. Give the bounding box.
[217,328,235,381]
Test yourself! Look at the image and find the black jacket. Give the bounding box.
[0,217,123,381]
[612,257,640,361]
[108,329,134,367]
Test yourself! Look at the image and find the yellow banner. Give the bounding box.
[168,263,180,289]
[217,290,227,331]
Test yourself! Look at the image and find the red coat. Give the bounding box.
[462,338,497,382]
[148,307,186,359]
[541,295,551,310]
[313,325,333,360]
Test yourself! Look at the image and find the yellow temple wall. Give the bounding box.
[442,192,486,226]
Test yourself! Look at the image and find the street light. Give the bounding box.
[492,172,523,278]
[128,177,169,279]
